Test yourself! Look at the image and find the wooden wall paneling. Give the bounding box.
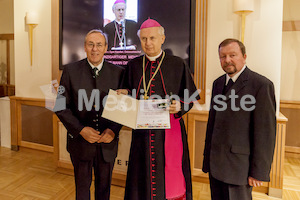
[280,108,300,147]
[194,0,207,104]
[187,110,208,175]
[21,105,53,148]
[0,34,15,97]
[280,100,300,158]
[6,36,10,85]
[10,97,54,152]
[7,85,15,96]
[285,146,300,154]
[281,100,300,109]
[187,110,209,184]
[268,113,287,198]
[52,0,60,82]
[0,34,14,74]
[282,20,300,31]
[0,34,14,40]
[0,85,5,97]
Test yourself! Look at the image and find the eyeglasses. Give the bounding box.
[86,43,105,49]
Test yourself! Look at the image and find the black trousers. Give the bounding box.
[209,174,252,200]
[70,146,115,200]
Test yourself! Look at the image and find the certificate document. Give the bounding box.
[136,100,170,129]
[102,90,170,129]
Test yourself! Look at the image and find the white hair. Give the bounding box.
[112,3,126,11]
[137,26,165,38]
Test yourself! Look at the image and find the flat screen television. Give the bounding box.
[60,0,195,73]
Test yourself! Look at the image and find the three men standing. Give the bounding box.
[56,17,276,200]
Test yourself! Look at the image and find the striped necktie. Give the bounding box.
[93,67,99,78]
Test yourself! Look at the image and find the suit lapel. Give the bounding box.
[79,59,95,91]
[215,75,226,97]
[95,61,115,96]
[96,61,107,92]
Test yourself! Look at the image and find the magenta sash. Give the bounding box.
[165,114,186,198]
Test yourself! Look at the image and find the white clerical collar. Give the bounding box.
[87,58,104,75]
[146,50,163,61]
[226,65,246,85]
[115,19,125,24]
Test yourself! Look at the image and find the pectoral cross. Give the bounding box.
[143,94,149,100]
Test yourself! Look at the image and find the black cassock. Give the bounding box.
[122,53,200,200]
[104,19,139,50]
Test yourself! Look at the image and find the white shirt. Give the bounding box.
[146,50,163,61]
[87,58,104,75]
[225,65,246,85]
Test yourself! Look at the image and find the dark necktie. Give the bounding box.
[93,67,99,78]
[223,78,234,94]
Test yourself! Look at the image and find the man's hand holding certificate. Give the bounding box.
[102,89,172,129]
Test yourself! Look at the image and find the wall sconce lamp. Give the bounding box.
[234,0,254,43]
[26,12,39,66]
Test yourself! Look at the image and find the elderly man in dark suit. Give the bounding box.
[55,29,124,200]
[202,38,276,200]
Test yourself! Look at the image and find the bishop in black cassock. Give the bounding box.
[120,18,200,200]
[103,0,139,50]
[104,19,138,50]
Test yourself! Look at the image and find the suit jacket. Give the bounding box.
[55,59,124,162]
[104,19,139,50]
[202,67,276,185]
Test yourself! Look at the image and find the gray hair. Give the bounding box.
[112,3,126,11]
[137,26,165,38]
[84,29,108,46]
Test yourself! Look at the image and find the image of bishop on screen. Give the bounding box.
[103,0,139,50]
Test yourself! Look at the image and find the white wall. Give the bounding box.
[14,0,52,98]
[202,0,283,113]
[281,0,300,101]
